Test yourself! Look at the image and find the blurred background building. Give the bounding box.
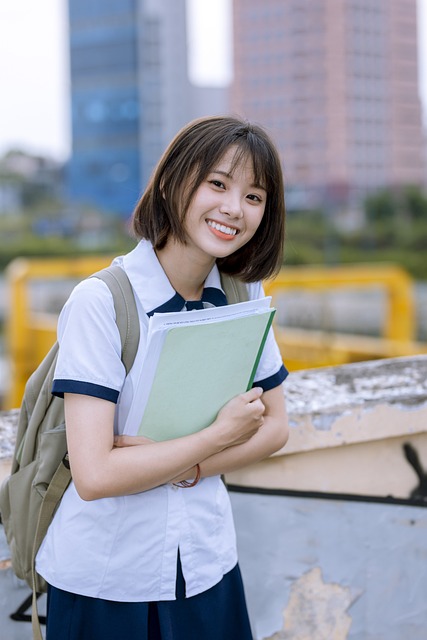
[67,1,141,216]
[232,0,425,225]
[63,0,426,223]
[66,0,228,217]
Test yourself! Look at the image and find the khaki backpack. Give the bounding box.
[0,265,247,639]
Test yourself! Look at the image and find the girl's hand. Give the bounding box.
[114,434,155,447]
[209,387,265,449]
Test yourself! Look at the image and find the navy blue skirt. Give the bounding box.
[45,561,253,640]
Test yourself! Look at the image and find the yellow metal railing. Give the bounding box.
[3,258,427,409]
[264,264,427,371]
[5,256,114,409]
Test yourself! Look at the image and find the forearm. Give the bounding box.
[65,388,265,500]
[89,431,219,498]
[200,414,288,477]
[65,394,222,500]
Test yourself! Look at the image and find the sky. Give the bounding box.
[0,0,426,162]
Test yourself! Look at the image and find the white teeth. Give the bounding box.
[207,220,237,236]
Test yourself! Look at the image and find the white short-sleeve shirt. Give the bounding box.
[36,239,288,602]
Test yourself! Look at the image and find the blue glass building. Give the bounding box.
[67,0,141,217]
[66,0,227,218]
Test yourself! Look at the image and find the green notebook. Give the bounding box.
[125,307,275,441]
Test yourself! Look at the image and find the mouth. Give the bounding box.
[206,219,239,239]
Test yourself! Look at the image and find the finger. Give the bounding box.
[244,386,264,402]
[250,398,266,415]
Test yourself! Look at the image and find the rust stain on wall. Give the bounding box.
[263,567,359,640]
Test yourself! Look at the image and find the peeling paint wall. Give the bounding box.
[226,356,427,501]
[265,568,356,640]
[230,492,427,640]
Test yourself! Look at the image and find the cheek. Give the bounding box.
[240,214,264,248]
[248,207,266,233]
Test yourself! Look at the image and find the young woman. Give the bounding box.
[36,115,289,640]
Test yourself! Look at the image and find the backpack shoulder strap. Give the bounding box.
[92,265,140,375]
[219,273,249,304]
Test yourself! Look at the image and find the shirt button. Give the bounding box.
[171,483,179,491]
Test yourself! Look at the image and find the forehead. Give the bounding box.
[212,145,264,187]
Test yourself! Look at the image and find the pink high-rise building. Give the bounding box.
[232,0,425,213]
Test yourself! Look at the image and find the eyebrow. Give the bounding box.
[210,169,266,191]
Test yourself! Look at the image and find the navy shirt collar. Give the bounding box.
[118,240,227,316]
[147,286,227,316]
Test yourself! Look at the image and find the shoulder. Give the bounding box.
[61,277,115,321]
[53,275,126,399]
[220,273,264,303]
[68,276,114,305]
[57,276,118,345]
[245,280,265,301]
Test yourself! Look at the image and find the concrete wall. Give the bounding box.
[227,355,427,639]
[227,355,427,500]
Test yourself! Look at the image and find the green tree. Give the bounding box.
[364,190,397,222]
[403,185,427,221]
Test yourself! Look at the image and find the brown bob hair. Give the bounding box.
[132,115,285,282]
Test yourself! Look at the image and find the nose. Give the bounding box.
[219,190,243,219]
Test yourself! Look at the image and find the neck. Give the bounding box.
[156,240,215,300]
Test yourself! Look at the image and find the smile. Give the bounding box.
[206,220,238,236]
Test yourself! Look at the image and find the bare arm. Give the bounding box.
[116,385,289,483]
[64,387,265,500]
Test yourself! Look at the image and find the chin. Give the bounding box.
[211,244,241,259]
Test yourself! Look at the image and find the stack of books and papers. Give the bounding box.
[124,298,276,440]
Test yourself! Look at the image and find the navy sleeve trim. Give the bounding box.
[252,364,288,392]
[52,379,120,403]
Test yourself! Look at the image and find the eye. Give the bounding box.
[209,179,225,189]
[247,193,263,203]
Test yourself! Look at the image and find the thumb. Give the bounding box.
[245,386,263,402]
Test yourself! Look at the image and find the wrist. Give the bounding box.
[173,463,201,488]
[202,418,229,454]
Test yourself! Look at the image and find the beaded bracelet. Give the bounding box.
[173,463,201,488]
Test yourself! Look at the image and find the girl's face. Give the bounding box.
[181,146,267,264]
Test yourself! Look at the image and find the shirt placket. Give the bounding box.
[159,483,185,599]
